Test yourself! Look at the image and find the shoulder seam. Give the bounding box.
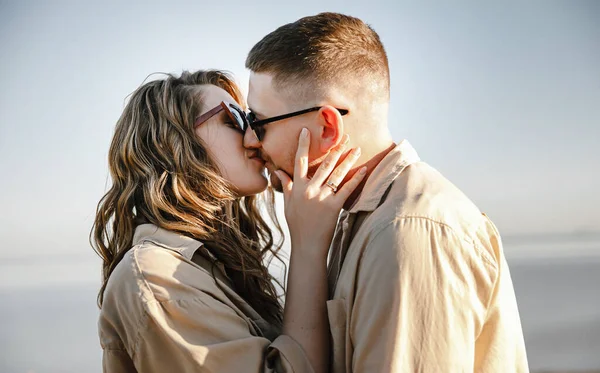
[365,216,497,269]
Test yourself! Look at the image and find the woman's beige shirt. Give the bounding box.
[98,224,313,373]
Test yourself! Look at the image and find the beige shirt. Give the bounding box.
[326,140,529,373]
[98,224,313,373]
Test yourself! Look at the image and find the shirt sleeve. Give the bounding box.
[350,217,498,372]
[130,290,314,373]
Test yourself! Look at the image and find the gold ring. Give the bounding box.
[325,180,338,193]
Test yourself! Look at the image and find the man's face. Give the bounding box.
[244,72,320,192]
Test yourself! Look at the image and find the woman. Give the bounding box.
[92,70,365,373]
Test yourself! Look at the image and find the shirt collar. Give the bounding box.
[348,140,420,214]
[133,223,217,262]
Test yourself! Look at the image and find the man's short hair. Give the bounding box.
[246,12,390,102]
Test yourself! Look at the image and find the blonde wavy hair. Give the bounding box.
[91,70,284,326]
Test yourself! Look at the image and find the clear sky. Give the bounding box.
[1,0,598,271]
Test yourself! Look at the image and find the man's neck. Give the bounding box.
[341,142,396,210]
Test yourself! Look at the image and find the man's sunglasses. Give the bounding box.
[247,107,349,142]
[194,101,348,142]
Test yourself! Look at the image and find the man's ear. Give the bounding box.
[317,105,344,153]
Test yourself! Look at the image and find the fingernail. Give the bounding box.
[342,134,350,145]
[301,128,308,138]
[360,166,367,174]
[353,147,362,156]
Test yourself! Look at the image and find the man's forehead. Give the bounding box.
[248,72,289,115]
[248,71,274,90]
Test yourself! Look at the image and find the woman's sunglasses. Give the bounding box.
[194,101,249,133]
[195,101,348,143]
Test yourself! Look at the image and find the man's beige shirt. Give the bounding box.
[326,140,529,373]
[98,224,313,373]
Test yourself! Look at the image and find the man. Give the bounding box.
[244,12,529,372]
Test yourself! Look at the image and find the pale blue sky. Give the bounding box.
[0,0,598,272]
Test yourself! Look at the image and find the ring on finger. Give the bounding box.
[325,180,339,193]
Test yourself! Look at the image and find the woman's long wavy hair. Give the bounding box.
[91,70,284,326]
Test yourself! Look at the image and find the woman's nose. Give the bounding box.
[243,127,260,149]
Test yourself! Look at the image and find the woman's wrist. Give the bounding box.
[290,240,330,262]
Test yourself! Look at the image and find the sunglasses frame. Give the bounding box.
[247,107,349,142]
[194,101,248,133]
[194,101,349,144]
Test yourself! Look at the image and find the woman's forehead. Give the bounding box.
[198,84,236,107]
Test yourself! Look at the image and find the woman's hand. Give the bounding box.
[276,127,365,373]
[274,128,366,259]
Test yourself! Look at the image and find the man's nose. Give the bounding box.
[243,127,260,149]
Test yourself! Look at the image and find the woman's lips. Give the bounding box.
[250,156,266,166]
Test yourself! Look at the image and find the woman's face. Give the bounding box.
[195,84,268,197]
